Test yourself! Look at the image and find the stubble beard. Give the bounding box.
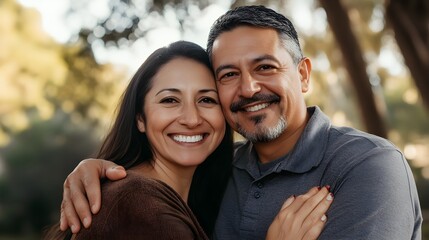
[236,115,287,143]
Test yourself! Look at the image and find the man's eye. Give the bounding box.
[219,72,236,80]
[258,65,275,70]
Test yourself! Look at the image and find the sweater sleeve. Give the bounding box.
[74,173,207,240]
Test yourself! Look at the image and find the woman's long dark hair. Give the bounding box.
[43,41,233,239]
[97,41,233,235]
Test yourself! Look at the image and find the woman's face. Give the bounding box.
[137,57,226,169]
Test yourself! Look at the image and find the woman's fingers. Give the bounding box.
[266,186,334,240]
[279,186,319,214]
[302,215,328,240]
[280,195,296,211]
[294,186,332,223]
[301,190,333,232]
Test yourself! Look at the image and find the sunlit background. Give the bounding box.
[0,0,428,239]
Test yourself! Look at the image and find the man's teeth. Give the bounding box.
[173,135,204,143]
[245,103,270,112]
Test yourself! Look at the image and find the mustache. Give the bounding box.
[230,93,280,112]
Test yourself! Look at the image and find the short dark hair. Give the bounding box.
[207,5,303,65]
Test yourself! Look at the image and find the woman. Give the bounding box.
[44,41,332,239]
[45,41,232,239]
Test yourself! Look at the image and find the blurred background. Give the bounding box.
[0,0,428,239]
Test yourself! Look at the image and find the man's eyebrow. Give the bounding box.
[215,64,235,77]
[253,54,280,64]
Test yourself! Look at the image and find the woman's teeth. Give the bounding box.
[173,135,204,143]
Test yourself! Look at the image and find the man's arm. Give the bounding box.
[60,159,127,233]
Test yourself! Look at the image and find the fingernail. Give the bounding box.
[325,185,331,192]
[91,204,97,213]
[321,214,327,222]
[71,225,77,233]
[83,217,90,228]
[326,193,334,201]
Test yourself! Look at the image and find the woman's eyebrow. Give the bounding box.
[155,88,217,96]
[155,88,179,96]
[199,89,218,94]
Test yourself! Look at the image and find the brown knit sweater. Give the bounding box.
[73,170,208,240]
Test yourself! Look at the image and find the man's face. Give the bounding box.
[211,26,310,143]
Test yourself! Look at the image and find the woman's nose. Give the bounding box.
[178,104,203,128]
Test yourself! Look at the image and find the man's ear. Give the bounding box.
[136,115,146,133]
[298,57,312,93]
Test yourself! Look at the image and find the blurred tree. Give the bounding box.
[0,110,100,237]
[68,0,216,48]
[0,0,126,145]
[0,0,126,238]
[319,0,387,137]
[385,0,429,112]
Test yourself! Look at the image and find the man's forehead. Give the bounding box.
[212,30,284,62]
[212,27,280,50]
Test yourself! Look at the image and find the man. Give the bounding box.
[60,6,422,239]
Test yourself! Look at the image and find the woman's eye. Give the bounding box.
[160,98,178,104]
[200,97,218,104]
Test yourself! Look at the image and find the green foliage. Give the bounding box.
[69,0,215,47]
[0,0,126,143]
[0,110,100,237]
[386,94,429,140]
[0,0,125,238]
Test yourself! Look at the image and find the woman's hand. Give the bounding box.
[60,159,127,233]
[266,186,333,240]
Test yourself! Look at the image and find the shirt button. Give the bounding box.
[254,191,261,199]
[256,182,264,188]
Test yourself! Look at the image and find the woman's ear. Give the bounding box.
[136,115,146,133]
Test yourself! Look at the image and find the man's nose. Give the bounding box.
[178,103,203,128]
[240,72,261,98]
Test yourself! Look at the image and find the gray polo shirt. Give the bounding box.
[213,106,422,240]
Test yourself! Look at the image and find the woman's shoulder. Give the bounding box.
[75,170,205,239]
[101,169,179,204]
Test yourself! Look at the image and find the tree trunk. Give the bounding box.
[319,0,387,138]
[385,0,429,112]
